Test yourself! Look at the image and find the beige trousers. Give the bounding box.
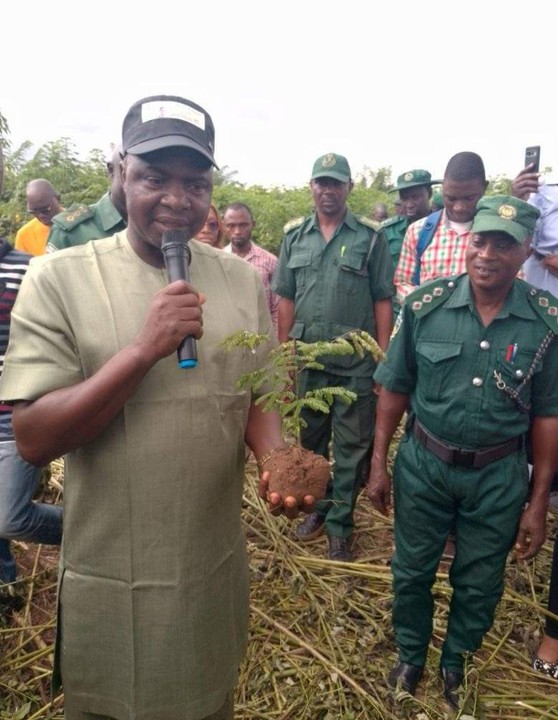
[64,692,234,720]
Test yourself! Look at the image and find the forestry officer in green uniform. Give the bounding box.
[46,146,127,252]
[367,195,558,711]
[274,152,394,562]
[383,168,440,270]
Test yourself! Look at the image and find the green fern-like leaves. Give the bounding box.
[221,330,382,442]
[220,331,271,353]
[345,330,385,363]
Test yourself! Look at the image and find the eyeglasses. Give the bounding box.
[28,205,52,217]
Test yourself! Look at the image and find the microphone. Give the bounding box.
[161,229,198,369]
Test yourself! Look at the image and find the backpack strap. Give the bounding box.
[356,215,379,266]
[412,209,443,286]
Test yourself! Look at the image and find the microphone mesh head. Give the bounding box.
[161,229,189,248]
[161,229,191,263]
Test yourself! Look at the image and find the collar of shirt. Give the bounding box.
[99,192,125,232]
[225,242,259,260]
[443,275,538,321]
[306,209,354,234]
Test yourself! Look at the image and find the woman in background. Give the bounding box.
[194,203,225,248]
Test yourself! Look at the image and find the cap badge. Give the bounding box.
[404,172,414,182]
[498,204,517,221]
[140,100,206,131]
[322,154,336,168]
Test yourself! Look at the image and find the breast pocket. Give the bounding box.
[416,340,463,402]
[337,252,369,296]
[287,252,313,290]
[495,346,541,399]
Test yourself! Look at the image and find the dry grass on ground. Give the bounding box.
[2,460,558,719]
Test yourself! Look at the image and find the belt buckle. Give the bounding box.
[452,447,475,468]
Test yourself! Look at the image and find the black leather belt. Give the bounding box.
[413,418,523,469]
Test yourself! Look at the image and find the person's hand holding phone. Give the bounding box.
[525,145,541,173]
[512,146,541,200]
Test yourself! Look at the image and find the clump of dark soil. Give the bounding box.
[263,445,330,503]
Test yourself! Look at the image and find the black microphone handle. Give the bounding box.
[161,231,198,369]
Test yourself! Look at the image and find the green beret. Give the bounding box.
[311,153,351,183]
[389,169,441,193]
[472,195,540,244]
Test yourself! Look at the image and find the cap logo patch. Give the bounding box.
[404,172,414,182]
[141,100,206,131]
[498,204,517,221]
[322,153,336,168]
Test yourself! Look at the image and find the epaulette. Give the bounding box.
[52,203,94,231]
[357,215,379,230]
[381,215,405,229]
[526,285,558,335]
[283,217,305,234]
[407,277,457,318]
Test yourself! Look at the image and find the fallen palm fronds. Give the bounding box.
[3,461,558,718]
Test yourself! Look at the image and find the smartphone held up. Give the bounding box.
[525,145,541,174]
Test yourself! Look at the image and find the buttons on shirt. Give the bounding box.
[515,369,524,378]
[480,340,490,350]
[472,377,484,387]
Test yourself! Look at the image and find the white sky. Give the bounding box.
[3,0,555,188]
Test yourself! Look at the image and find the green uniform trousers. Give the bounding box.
[299,369,375,538]
[391,431,529,672]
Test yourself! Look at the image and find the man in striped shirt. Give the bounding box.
[394,152,488,306]
[0,149,62,603]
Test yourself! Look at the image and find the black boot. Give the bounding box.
[440,667,464,711]
[327,535,353,562]
[295,512,325,542]
[388,661,424,696]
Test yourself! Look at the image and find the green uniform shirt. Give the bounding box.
[273,210,394,377]
[46,192,126,251]
[375,274,558,447]
[0,233,274,719]
[381,214,408,269]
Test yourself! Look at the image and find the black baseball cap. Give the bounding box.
[122,94,218,167]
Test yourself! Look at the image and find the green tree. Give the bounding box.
[214,184,313,255]
[213,169,394,256]
[0,111,9,154]
[0,138,110,241]
[0,126,519,249]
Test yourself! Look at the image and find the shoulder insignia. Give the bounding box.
[407,277,456,318]
[526,286,558,334]
[283,216,305,234]
[381,215,404,229]
[357,215,379,230]
[52,203,94,231]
